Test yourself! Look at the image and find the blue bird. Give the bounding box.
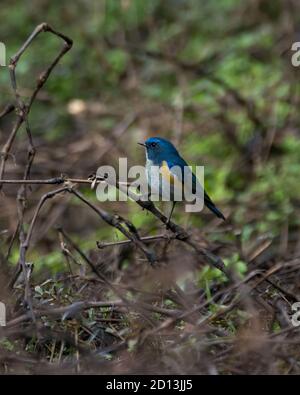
[138,136,225,223]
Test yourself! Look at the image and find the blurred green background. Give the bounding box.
[0,0,300,273]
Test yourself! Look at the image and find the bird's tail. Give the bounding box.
[204,192,225,220]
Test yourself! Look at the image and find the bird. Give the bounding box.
[138,136,225,223]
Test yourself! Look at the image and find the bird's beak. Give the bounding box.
[138,142,146,147]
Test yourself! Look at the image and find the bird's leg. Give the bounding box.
[166,201,176,227]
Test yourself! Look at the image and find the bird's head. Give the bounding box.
[138,137,179,162]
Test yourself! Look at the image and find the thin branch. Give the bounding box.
[6,298,180,328]
[97,234,172,248]
[0,103,15,119]
[1,174,228,275]
[0,23,72,186]
[107,176,231,277]
[0,177,127,185]
[0,23,73,323]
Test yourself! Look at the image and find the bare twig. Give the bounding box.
[0,23,73,322]
[0,103,15,119]
[1,174,227,275]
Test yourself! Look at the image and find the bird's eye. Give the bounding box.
[151,142,157,148]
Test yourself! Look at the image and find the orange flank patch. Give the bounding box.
[160,161,182,187]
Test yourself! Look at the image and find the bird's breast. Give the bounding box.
[145,159,184,201]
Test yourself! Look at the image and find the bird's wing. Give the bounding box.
[165,156,225,220]
[163,156,203,194]
[160,160,184,188]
